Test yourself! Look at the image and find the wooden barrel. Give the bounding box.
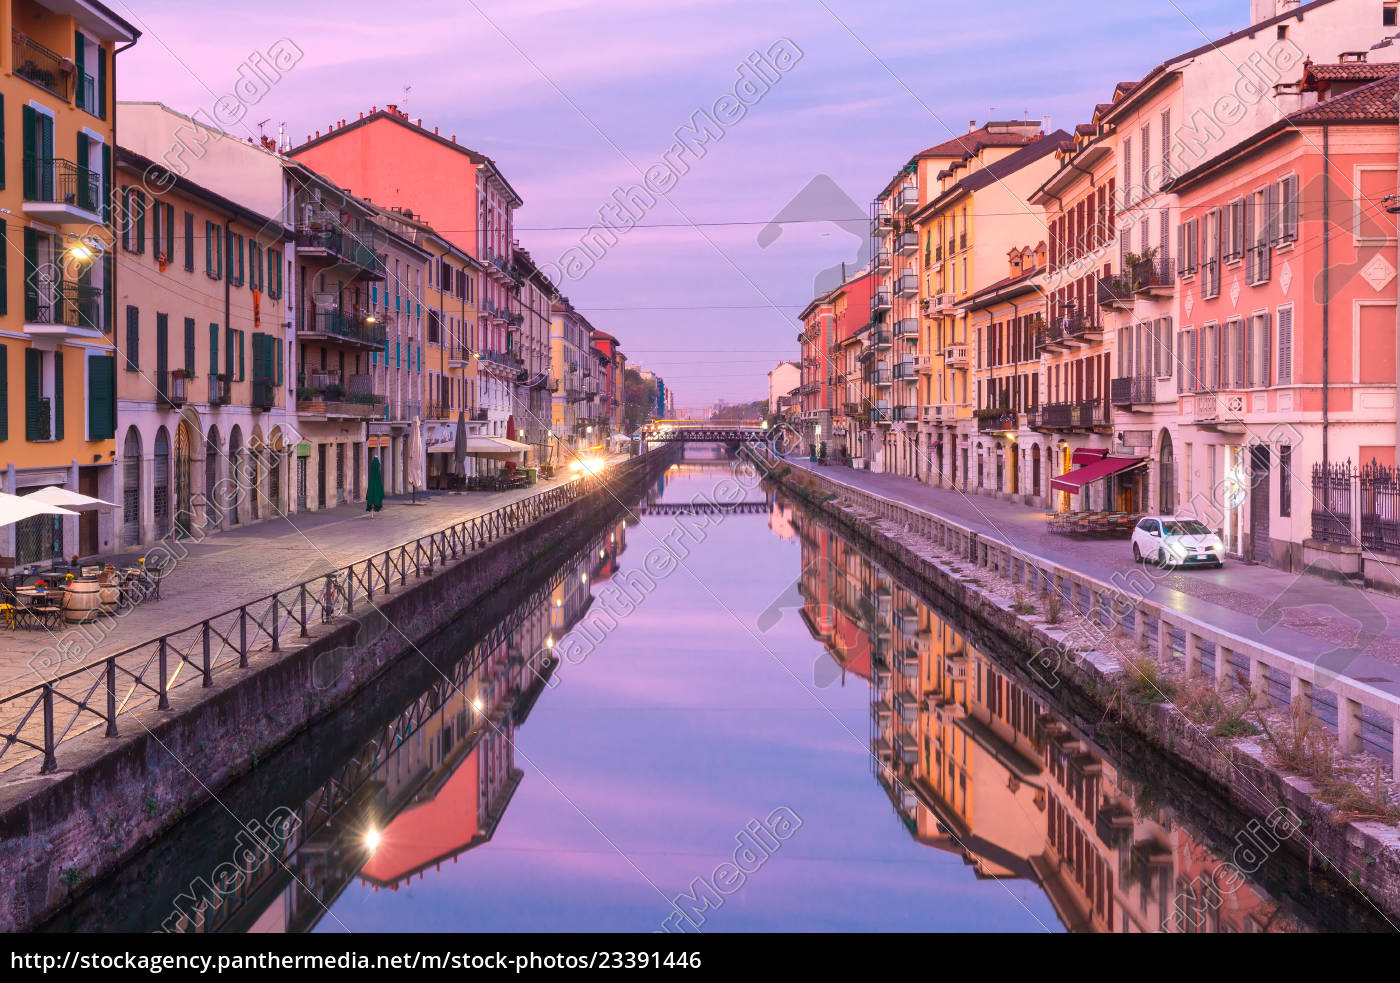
[99,578,120,612]
[63,580,101,624]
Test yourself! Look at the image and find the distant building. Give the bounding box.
[768,361,800,415]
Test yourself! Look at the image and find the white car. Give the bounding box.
[1130,516,1225,568]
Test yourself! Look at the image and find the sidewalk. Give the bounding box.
[0,479,574,699]
[783,457,1400,698]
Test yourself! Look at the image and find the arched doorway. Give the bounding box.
[1159,430,1175,515]
[153,427,171,539]
[1030,445,1041,500]
[249,429,263,521]
[122,427,142,546]
[228,426,243,526]
[268,427,283,516]
[205,426,222,530]
[174,419,193,538]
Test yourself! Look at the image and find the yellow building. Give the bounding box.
[112,146,292,547]
[417,228,482,486]
[0,0,137,566]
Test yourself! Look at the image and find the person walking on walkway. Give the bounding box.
[366,456,385,514]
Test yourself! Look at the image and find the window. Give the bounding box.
[1277,174,1299,244]
[267,247,283,298]
[183,211,195,271]
[1279,444,1293,516]
[205,221,223,279]
[1386,2,1397,26]
[124,306,139,370]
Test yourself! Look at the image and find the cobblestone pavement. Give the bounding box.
[0,478,578,699]
[783,457,1400,694]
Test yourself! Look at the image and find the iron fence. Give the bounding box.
[0,455,654,776]
[1311,460,1353,545]
[1360,460,1400,555]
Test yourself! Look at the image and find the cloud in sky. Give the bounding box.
[116,0,1254,408]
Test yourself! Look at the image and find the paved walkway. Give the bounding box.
[0,478,579,699]
[783,457,1400,700]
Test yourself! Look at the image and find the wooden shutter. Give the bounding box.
[1283,175,1299,241]
[151,188,161,259]
[224,327,234,377]
[21,105,35,199]
[24,347,43,440]
[88,354,115,440]
[125,306,139,369]
[251,332,266,390]
[135,191,146,253]
[103,249,113,333]
[1276,307,1292,384]
[97,46,107,120]
[22,227,37,322]
[0,95,6,191]
[75,33,86,111]
[184,211,194,270]
[184,317,195,374]
[209,323,219,375]
[1244,315,1254,388]
[156,313,168,395]
[53,350,63,441]
[0,343,7,440]
[276,337,283,386]
[1244,194,1256,283]
[1260,312,1272,388]
[102,143,111,224]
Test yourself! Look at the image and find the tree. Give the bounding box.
[623,367,657,433]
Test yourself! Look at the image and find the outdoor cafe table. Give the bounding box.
[12,586,64,628]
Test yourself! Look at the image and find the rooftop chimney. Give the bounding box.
[969,120,976,133]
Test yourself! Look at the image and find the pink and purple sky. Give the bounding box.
[116,0,1260,409]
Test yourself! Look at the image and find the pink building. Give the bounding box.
[1171,64,1397,569]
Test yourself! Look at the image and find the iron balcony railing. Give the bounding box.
[294,226,385,278]
[210,373,232,406]
[895,273,919,296]
[0,452,659,776]
[1131,255,1176,291]
[301,310,388,347]
[976,410,1018,433]
[895,231,919,255]
[12,30,70,99]
[893,360,918,381]
[1095,276,1134,308]
[24,281,102,329]
[892,404,918,421]
[892,317,918,339]
[23,157,101,211]
[1110,375,1156,406]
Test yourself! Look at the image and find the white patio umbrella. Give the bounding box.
[405,416,426,504]
[26,486,119,511]
[0,491,78,527]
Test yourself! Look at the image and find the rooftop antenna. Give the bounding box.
[401,84,412,109]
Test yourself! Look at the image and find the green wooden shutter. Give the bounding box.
[53,350,63,441]
[135,192,146,253]
[209,323,219,375]
[238,330,245,380]
[0,218,6,317]
[0,343,7,441]
[74,32,86,111]
[184,317,195,374]
[24,347,42,440]
[88,354,115,440]
[96,47,107,120]
[75,131,89,210]
[150,187,161,259]
[22,227,36,322]
[103,249,112,333]
[125,306,139,369]
[225,327,233,377]
[276,336,283,385]
[155,313,168,396]
[184,211,194,271]
[21,105,35,199]
[101,142,111,223]
[0,95,6,190]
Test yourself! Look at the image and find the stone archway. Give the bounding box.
[122,427,142,547]
[1158,428,1176,515]
[205,425,222,530]
[174,418,194,538]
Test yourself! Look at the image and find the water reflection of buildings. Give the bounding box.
[168,520,628,934]
[793,508,1305,933]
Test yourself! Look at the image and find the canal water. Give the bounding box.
[40,446,1389,933]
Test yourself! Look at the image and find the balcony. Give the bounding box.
[23,282,104,343]
[1110,374,1163,408]
[22,158,102,224]
[893,360,918,381]
[294,226,385,279]
[930,292,955,314]
[296,374,383,420]
[251,379,277,411]
[160,372,189,409]
[894,184,919,214]
[1095,275,1135,311]
[871,290,891,313]
[842,401,865,417]
[867,329,892,351]
[870,403,892,425]
[976,410,1018,433]
[892,404,918,422]
[210,373,232,406]
[912,353,932,371]
[13,31,70,100]
[447,347,473,368]
[298,309,388,349]
[892,317,918,339]
[1132,255,1176,296]
[895,273,919,297]
[1034,399,1110,431]
[869,368,891,387]
[874,249,891,273]
[895,231,919,256]
[920,404,942,424]
[1038,312,1102,352]
[870,210,892,237]
[1190,390,1248,432]
[943,344,968,368]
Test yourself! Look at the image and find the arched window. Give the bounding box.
[122,427,142,546]
[228,426,243,526]
[205,426,222,530]
[1159,429,1175,515]
[153,427,171,539]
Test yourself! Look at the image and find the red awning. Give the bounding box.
[1071,447,1110,467]
[1050,455,1145,494]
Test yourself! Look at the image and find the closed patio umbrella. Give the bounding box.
[405,416,426,504]
[0,491,78,527]
[366,457,385,513]
[453,411,468,492]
